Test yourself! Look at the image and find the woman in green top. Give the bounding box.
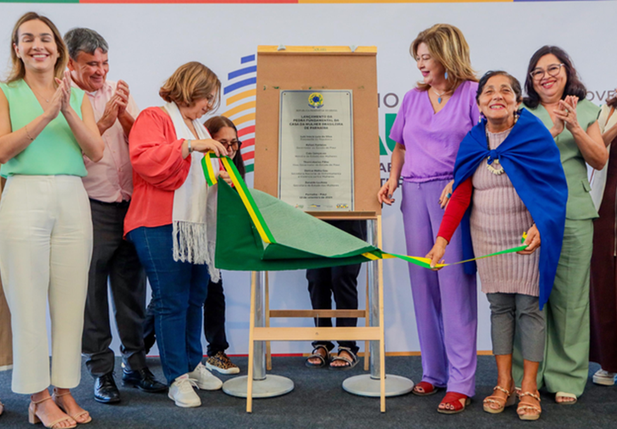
[514,46,607,405]
[0,12,103,428]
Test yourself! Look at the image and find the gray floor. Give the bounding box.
[0,356,615,428]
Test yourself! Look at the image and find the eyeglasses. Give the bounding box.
[530,63,565,81]
[222,140,241,150]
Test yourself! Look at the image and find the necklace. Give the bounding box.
[432,88,449,104]
[29,85,53,103]
[485,117,518,175]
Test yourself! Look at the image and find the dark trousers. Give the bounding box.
[204,277,229,356]
[144,277,230,357]
[307,220,367,355]
[82,199,148,377]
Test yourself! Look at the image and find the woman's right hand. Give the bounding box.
[192,138,229,157]
[377,177,399,205]
[44,83,64,122]
[425,237,448,270]
[550,114,565,137]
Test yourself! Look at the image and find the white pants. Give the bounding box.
[0,175,92,394]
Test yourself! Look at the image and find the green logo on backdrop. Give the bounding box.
[379,113,397,155]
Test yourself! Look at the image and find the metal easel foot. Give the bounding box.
[223,375,294,399]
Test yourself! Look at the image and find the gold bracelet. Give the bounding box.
[24,124,34,141]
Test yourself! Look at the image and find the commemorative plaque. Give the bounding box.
[278,90,354,211]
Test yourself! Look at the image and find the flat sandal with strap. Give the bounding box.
[437,391,471,414]
[329,346,358,371]
[305,344,330,368]
[28,396,76,429]
[52,389,92,425]
[413,381,441,396]
[517,391,541,421]
[483,385,516,414]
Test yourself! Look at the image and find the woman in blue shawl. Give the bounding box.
[426,71,567,421]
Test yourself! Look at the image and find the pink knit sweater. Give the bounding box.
[469,128,539,296]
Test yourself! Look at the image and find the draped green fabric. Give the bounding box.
[212,156,528,272]
[215,180,380,271]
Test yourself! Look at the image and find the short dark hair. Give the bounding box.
[476,70,522,104]
[64,27,108,60]
[523,46,586,109]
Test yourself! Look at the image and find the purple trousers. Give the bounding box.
[401,180,478,396]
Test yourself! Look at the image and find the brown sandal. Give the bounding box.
[329,347,358,371]
[305,345,330,368]
[28,396,76,429]
[517,391,542,421]
[52,389,92,425]
[483,385,516,414]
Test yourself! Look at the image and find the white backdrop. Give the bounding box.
[1,1,615,356]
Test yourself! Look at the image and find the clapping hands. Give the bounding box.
[45,70,72,120]
[98,79,131,133]
[553,95,580,134]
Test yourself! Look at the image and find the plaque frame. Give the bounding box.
[254,45,380,219]
[277,89,355,211]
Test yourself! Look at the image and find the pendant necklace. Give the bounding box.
[28,81,55,104]
[432,88,448,104]
[31,87,51,103]
[485,117,518,175]
[485,128,505,175]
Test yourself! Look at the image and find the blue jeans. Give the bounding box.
[127,225,209,384]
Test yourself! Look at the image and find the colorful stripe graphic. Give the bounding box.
[222,54,257,174]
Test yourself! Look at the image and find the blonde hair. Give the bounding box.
[159,62,221,110]
[6,12,68,84]
[410,24,477,92]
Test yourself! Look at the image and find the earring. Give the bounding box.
[444,71,448,80]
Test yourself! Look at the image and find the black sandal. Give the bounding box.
[305,345,330,368]
[329,347,358,371]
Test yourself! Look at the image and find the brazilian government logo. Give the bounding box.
[308,92,324,109]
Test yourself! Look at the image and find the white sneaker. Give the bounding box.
[168,374,201,407]
[593,369,616,386]
[188,362,223,390]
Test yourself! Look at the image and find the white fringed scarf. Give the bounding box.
[166,101,219,282]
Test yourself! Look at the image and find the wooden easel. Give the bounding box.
[246,45,384,412]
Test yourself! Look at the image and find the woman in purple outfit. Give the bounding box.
[377,23,479,414]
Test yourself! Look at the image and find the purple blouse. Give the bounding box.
[389,80,480,182]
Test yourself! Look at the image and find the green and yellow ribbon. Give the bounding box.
[204,153,530,268]
[203,152,276,244]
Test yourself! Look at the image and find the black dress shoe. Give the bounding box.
[122,367,167,393]
[94,373,121,404]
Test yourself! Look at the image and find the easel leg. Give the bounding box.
[246,271,257,413]
[377,215,386,413]
[265,272,272,371]
[342,217,413,404]
[364,267,370,371]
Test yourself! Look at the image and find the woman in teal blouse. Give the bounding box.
[514,45,606,405]
[0,12,103,428]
